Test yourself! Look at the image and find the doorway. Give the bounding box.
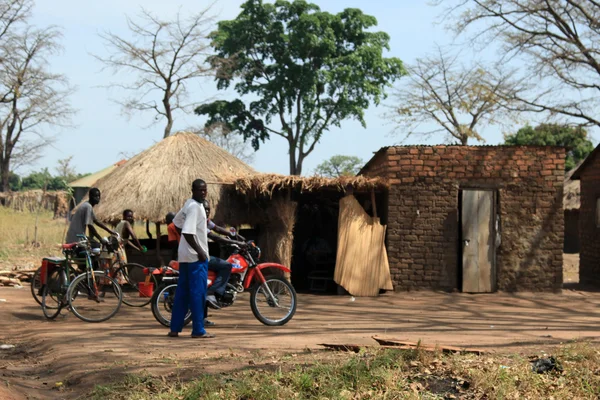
[460,189,497,293]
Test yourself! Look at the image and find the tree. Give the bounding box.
[314,155,363,177]
[0,0,75,192]
[96,7,215,138]
[391,48,521,145]
[8,171,20,190]
[504,123,594,171]
[191,123,255,164]
[437,0,600,129]
[196,0,406,175]
[55,156,76,182]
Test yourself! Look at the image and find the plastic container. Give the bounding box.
[138,282,154,297]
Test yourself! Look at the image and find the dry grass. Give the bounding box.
[0,207,67,267]
[0,207,160,269]
[88,342,600,399]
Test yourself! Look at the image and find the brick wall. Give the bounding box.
[579,151,600,285]
[361,146,565,292]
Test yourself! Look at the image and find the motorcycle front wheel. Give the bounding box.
[250,277,297,326]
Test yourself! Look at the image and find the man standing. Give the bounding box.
[168,179,214,339]
[166,211,179,261]
[65,187,115,244]
[115,209,145,261]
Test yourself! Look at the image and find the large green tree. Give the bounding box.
[504,124,594,171]
[196,0,405,175]
[314,155,363,178]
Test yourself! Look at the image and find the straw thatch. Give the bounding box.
[257,196,297,270]
[234,174,388,197]
[564,163,582,211]
[88,132,255,224]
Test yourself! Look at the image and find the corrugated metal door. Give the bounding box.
[462,190,496,293]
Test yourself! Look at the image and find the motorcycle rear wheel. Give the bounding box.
[250,277,297,326]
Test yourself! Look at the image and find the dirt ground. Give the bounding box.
[1,283,600,400]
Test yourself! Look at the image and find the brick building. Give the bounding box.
[572,144,600,285]
[360,146,565,292]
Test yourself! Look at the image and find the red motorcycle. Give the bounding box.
[150,240,297,327]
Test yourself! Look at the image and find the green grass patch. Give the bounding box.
[86,343,600,400]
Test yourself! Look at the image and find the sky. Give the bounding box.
[22,0,588,177]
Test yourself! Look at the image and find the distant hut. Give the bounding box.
[68,160,127,212]
[564,163,582,253]
[85,132,255,264]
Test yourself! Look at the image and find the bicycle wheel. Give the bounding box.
[151,283,192,328]
[114,263,158,307]
[31,267,43,306]
[41,269,66,320]
[32,265,77,308]
[67,271,123,323]
[250,277,297,326]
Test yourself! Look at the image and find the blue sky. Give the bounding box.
[24,0,581,176]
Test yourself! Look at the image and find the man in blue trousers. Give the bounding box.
[168,179,214,339]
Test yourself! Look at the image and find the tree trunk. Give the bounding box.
[164,116,173,138]
[0,158,9,193]
[289,141,300,175]
[163,90,173,138]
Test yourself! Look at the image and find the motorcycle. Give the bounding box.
[149,239,297,327]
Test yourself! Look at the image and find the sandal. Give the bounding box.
[191,333,215,339]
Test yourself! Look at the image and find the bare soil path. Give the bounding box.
[1,286,600,399]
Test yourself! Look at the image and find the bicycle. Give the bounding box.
[41,234,123,323]
[98,235,158,307]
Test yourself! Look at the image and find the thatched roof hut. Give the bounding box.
[564,163,581,211]
[89,132,255,224]
[233,173,388,197]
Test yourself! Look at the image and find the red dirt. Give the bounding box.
[1,285,600,399]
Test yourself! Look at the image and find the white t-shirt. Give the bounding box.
[175,199,209,263]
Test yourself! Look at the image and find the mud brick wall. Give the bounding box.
[361,146,565,292]
[578,152,600,285]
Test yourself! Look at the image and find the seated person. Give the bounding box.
[201,200,246,309]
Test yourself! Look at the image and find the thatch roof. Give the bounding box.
[564,162,582,211]
[89,132,255,223]
[233,173,388,197]
[69,160,127,188]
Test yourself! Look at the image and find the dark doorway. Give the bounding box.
[291,192,340,293]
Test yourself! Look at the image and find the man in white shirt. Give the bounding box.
[168,179,214,339]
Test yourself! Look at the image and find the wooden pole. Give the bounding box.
[370,187,378,219]
[146,220,153,239]
[155,222,163,266]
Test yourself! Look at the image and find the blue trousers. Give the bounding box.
[208,256,231,296]
[170,260,208,336]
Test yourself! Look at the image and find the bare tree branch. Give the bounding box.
[0,18,76,191]
[389,47,522,144]
[187,122,255,164]
[94,6,216,138]
[437,0,600,129]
